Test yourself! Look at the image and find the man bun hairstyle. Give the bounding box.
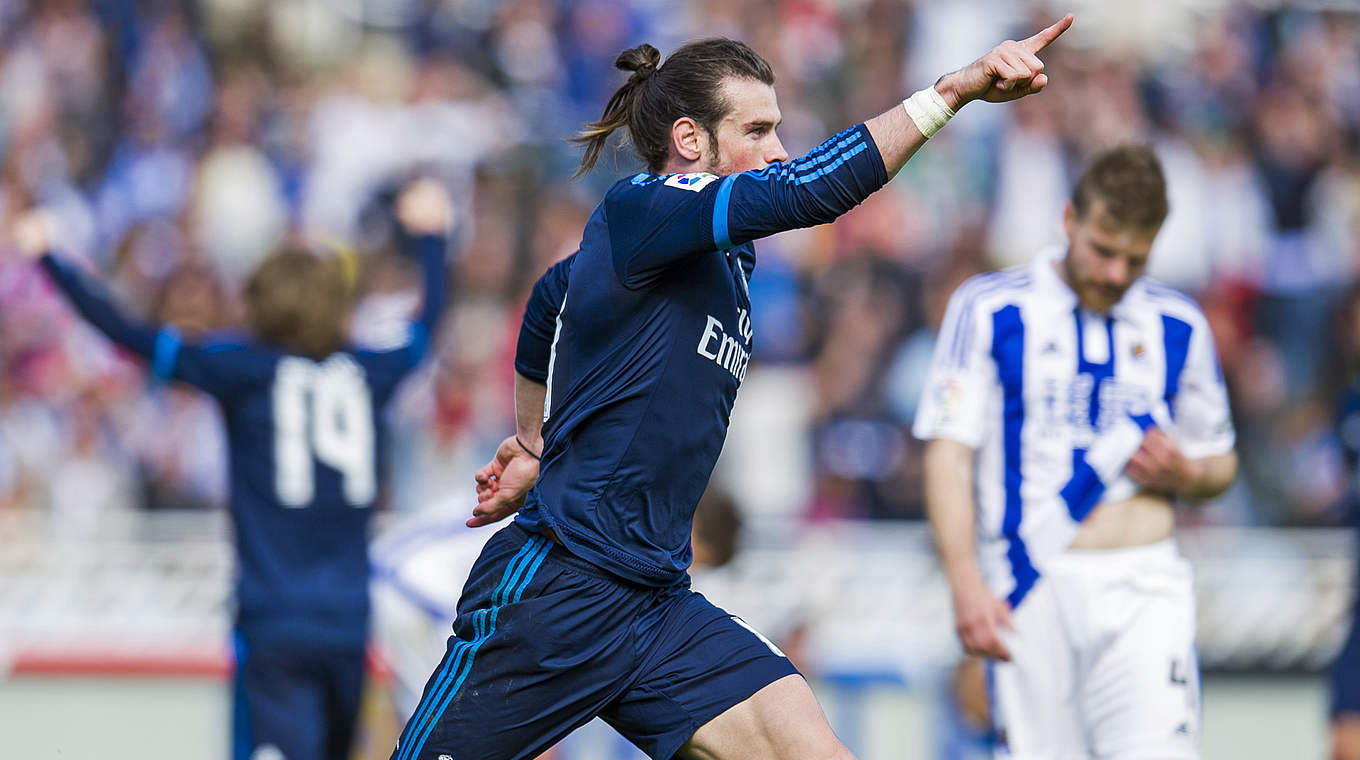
[571,38,775,177]
[1071,144,1170,231]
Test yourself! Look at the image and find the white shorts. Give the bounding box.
[989,539,1200,760]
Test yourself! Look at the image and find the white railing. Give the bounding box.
[0,510,1352,677]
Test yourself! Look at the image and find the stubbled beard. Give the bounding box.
[703,134,723,175]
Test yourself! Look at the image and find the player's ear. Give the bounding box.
[671,117,705,163]
[1062,202,1077,240]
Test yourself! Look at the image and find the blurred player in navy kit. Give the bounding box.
[13,178,455,760]
[393,16,1073,760]
[1331,285,1360,760]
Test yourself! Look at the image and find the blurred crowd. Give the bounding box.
[0,0,1358,531]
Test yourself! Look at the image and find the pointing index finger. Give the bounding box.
[1021,13,1074,55]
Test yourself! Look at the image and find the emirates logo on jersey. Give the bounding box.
[696,308,753,382]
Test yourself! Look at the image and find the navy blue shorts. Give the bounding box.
[391,523,798,760]
[1334,602,1360,717]
[232,633,366,760]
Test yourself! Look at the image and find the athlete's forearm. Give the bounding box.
[40,252,159,359]
[514,372,547,454]
[1182,451,1237,500]
[863,99,929,182]
[413,234,449,338]
[924,438,986,589]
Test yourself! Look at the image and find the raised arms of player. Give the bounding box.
[607,15,1072,289]
[357,179,456,389]
[864,15,1072,178]
[14,212,270,397]
[469,253,575,527]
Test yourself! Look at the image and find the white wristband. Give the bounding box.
[902,86,955,139]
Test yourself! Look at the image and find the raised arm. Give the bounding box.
[866,14,1073,178]
[355,179,456,388]
[37,250,161,358]
[15,210,266,397]
[399,179,454,351]
[609,15,1073,288]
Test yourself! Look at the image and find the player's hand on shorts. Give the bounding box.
[396,178,455,237]
[11,209,55,260]
[952,575,1014,661]
[935,14,1073,108]
[1126,427,1197,495]
[470,434,540,527]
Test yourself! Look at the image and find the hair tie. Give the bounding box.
[632,63,657,83]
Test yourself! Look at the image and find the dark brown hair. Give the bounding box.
[244,248,351,360]
[571,39,775,176]
[1071,144,1170,230]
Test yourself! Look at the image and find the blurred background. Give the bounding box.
[0,0,1356,757]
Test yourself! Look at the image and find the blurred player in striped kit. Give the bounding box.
[13,178,455,760]
[916,145,1238,759]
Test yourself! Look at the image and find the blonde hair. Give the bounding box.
[243,248,351,360]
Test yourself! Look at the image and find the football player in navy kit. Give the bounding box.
[14,178,455,760]
[396,18,1073,760]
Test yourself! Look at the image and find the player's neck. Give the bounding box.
[661,155,715,176]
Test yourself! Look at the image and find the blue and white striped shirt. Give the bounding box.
[914,249,1234,607]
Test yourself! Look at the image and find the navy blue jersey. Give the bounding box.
[41,236,448,648]
[514,124,887,586]
[514,252,576,385]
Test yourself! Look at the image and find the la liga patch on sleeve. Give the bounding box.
[663,172,718,192]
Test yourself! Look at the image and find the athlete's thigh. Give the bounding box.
[678,673,849,760]
[391,527,638,760]
[989,579,1087,760]
[234,636,327,760]
[1083,557,1199,760]
[602,590,809,760]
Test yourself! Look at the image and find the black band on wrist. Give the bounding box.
[516,436,541,461]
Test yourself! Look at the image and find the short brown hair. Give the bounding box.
[244,248,351,360]
[1071,144,1169,230]
[572,39,776,176]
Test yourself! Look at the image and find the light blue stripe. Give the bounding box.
[790,129,863,173]
[712,174,738,251]
[739,127,864,186]
[152,327,182,382]
[395,537,544,760]
[408,322,429,367]
[405,538,551,758]
[792,142,867,185]
[790,133,864,174]
[231,630,252,760]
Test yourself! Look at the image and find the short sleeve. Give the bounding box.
[1170,317,1235,459]
[912,280,995,448]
